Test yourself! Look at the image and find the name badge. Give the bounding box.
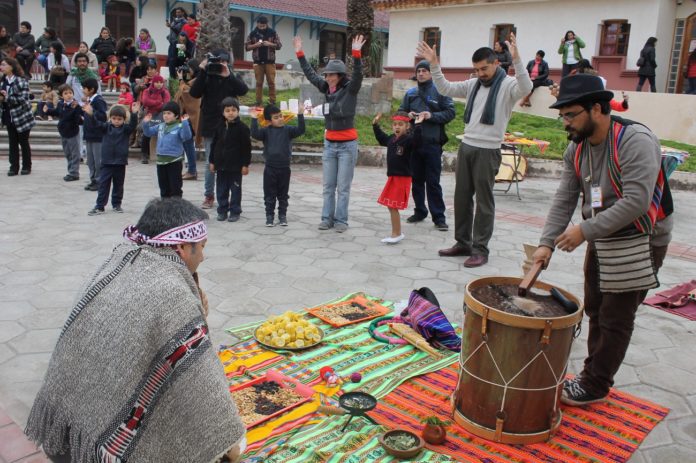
[323,103,330,115]
[591,186,603,208]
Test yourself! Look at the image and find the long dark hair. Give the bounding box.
[51,41,64,66]
[1,57,24,77]
[564,30,575,41]
[644,37,657,48]
[116,37,133,54]
[497,41,509,52]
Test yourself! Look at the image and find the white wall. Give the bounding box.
[387,0,664,74]
[17,2,46,35]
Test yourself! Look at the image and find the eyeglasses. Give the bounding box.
[557,109,586,122]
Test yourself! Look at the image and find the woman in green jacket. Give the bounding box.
[558,30,585,77]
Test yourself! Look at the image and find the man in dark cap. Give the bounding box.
[190,48,248,209]
[532,74,673,406]
[245,15,282,106]
[399,59,455,231]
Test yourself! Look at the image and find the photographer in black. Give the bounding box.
[189,49,248,209]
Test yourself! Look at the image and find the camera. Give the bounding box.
[176,64,190,75]
[205,52,225,76]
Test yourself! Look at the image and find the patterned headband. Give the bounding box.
[392,115,411,122]
[123,220,208,247]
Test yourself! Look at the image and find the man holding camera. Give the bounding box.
[189,49,248,209]
[399,59,455,232]
[245,16,282,107]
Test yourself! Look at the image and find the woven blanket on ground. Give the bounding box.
[643,280,696,321]
[370,364,669,463]
[225,293,457,397]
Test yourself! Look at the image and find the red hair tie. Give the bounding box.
[391,115,410,122]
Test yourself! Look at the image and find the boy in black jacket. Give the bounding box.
[250,104,305,226]
[87,103,140,215]
[81,78,108,191]
[209,98,251,222]
[44,84,82,182]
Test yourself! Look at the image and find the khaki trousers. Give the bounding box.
[254,63,277,105]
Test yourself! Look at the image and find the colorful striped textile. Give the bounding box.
[370,364,669,463]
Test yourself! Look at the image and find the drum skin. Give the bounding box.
[453,276,583,444]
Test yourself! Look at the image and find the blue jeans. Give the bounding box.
[36,53,49,72]
[204,136,214,197]
[321,139,358,226]
[183,137,197,174]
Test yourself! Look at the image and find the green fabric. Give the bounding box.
[226,293,457,398]
[69,67,99,84]
[156,154,184,165]
[557,37,585,64]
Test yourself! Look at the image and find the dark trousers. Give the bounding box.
[636,75,656,92]
[96,164,126,209]
[263,165,291,218]
[157,160,183,198]
[580,244,669,396]
[7,124,32,173]
[216,170,243,215]
[453,143,501,256]
[411,143,446,224]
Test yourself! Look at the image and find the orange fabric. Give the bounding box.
[325,128,358,141]
[610,99,627,112]
[296,51,305,59]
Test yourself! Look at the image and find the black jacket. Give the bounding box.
[209,118,252,172]
[373,123,421,177]
[526,59,550,83]
[46,100,82,138]
[82,95,108,142]
[638,46,657,77]
[90,37,117,62]
[189,68,249,137]
[95,114,138,165]
[250,115,305,168]
[399,80,455,145]
[298,55,362,132]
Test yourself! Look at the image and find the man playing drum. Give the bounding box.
[532,74,673,406]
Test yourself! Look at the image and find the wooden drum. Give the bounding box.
[452,276,583,444]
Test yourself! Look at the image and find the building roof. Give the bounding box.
[373,0,508,10]
[229,0,390,30]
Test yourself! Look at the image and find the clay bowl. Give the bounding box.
[379,429,424,459]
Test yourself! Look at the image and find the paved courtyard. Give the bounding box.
[0,158,695,462]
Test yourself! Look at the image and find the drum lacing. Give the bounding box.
[459,341,567,416]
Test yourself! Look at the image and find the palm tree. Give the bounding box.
[195,0,231,60]
[346,0,374,76]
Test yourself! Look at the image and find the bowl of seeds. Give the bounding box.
[379,428,424,459]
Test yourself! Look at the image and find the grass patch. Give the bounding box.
[240,88,695,172]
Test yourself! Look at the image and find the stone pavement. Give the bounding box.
[0,158,695,462]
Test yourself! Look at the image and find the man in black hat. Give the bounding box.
[399,59,455,231]
[418,33,533,268]
[245,16,282,107]
[190,48,248,209]
[532,74,673,406]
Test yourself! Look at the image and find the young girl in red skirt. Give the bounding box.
[373,111,424,244]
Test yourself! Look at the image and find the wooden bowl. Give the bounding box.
[379,429,424,459]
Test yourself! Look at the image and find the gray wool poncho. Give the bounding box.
[25,244,246,462]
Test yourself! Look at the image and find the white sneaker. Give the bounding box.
[381,234,405,244]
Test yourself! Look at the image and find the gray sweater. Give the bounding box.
[250,115,306,168]
[430,56,533,149]
[539,123,673,249]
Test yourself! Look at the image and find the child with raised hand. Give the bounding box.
[373,111,424,244]
[209,97,252,223]
[142,101,192,198]
[87,102,141,215]
[250,104,305,227]
[44,84,83,182]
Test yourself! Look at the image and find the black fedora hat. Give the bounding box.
[549,74,614,109]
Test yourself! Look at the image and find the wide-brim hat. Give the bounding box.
[321,59,347,75]
[549,74,614,109]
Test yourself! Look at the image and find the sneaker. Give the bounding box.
[228,214,240,222]
[561,378,606,406]
[318,221,333,230]
[381,234,405,244]
[63,174,79,182]
[279,216,288,227]
[435,221,449,231]
[266,215,275,227]
[141,157,149,164]
[84,182,98,191]
[201,196,215,209]
[113,206,124,213]
[406,215,426,223]
[217,212,227,221]
[20,169,30,175]
[182,172,197,180]
[334,223,348,233]
[88,207,105,216]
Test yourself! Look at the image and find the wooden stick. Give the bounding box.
[518,261,544,297]
[388,323,442,358]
